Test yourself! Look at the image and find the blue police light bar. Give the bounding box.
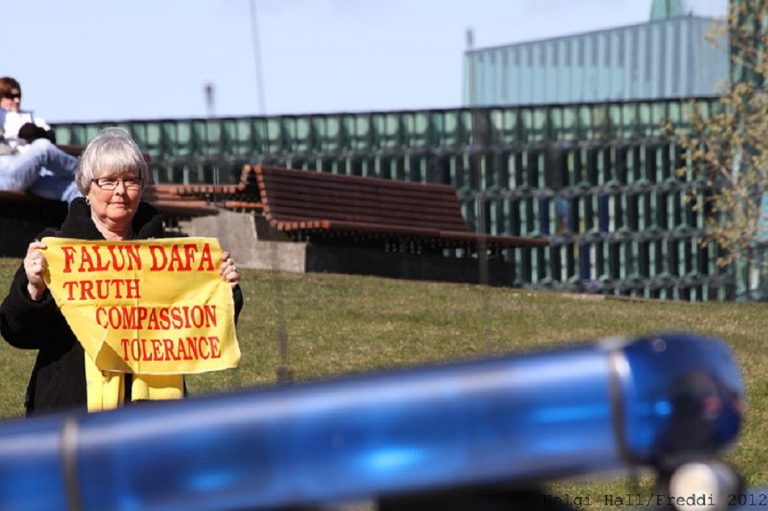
[0,332,744,511]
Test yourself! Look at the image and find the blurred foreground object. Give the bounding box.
[0,332,745,510]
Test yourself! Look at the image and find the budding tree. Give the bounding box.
[672,0,768,269]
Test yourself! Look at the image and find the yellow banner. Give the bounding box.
[42,237,241,375]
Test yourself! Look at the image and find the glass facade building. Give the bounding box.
[52,98,739,302]
[50,1,757,302]
[464,15,728,106]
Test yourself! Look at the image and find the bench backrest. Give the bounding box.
[254,165,469,233]
[141,185,220,218]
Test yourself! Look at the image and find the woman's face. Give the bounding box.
[87,169,143,231]
[0,88,21,112]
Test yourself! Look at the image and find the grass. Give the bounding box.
[0,256,766,508]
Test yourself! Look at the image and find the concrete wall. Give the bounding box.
[179,210,306,272]
[180,211,517,286]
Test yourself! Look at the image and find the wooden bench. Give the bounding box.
[142,184,220,218]
[251,165,548,254]
[156,182,263,213]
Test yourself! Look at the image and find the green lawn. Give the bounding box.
[0,256,765,508]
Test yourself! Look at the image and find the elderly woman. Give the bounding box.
[0,127,243,416]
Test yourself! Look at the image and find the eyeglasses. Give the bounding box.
[91,177,143,191]
[1,92,21,100]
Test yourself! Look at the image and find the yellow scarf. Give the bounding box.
[85,354,183,412]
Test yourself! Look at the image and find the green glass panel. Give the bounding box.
[373,112,402,149]
[125,123,147,155]
[458,110,473,146]
[577,105,592,139]
[220,119,242,157]
[250,118,268,154]
[191,120,207,157]
[145,122,163,159]
[637,102,654,137]
[439,111,458,146]
[280,117,299,152]
[410,112,432,148]
[608,104,622,138]
[204,119,223,156]
[488,108,506,145]
[621,103,638,138]
[650,103,667,135]
[592,104,611,139]
[344,114,372,150]
[531,107,549,142]
[517,108,533,143]
[160,121,178,158]
[265,118,283,154]
[313,115,344,152]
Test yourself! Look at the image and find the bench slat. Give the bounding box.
[294,220,443,238]
[260,185,464,213]
[257,176,461,209]
[149,200,219,217]
[262,205,468,231]
[258,171,460,196]
[258,166,459,193]
[223,200,264,211]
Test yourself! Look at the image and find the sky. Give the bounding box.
[2,0,727,123]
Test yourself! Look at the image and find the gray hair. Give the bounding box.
[76,127,150,195]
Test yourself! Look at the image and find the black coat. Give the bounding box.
[0,198,244,416]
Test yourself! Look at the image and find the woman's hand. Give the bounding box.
[24,240,48,301]
[220,251,240,288]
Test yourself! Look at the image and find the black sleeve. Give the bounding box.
[0,264,68,350]
[18,123,55,144]
[232,285,244,324]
